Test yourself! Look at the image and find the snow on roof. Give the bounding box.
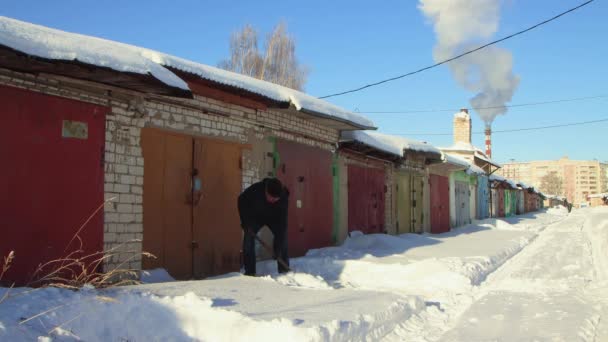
[474,149,502,167]
[489,174,505,182]
[442,153,486,175]
[0,16,189,90]
[440,142,500,169]
[0,16,375,130]
[158,53,375,129]
[588,193,608,198]
[488,174,518,188]
[442,153,470,168]
[466,163,487,175]
[341,130,441,157]
[441,141,475,152]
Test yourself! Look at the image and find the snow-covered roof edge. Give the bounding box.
[442,153,470,169]
[488,174,519,189]
[442,153,487,175]
[0,16,375,130]
[545,194,567,200]
[340,130,442,158]
[439,143,501,168]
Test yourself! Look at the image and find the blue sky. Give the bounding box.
[2,0,606,163]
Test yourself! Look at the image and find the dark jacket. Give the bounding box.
[238,178,289,231]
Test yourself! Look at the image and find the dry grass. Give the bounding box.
[0,251,15,304]
[1,199,158,340]
[2,196,156,293]
[28,240,155,290]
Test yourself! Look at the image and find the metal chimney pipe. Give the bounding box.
[485,127,492,158]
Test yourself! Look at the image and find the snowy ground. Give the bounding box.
[1,206,607,341]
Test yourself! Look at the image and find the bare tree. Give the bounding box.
[539,172,563,196]
[217,24,262,78]
[218,22,309,91]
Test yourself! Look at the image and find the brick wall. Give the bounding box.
[453,114,472,145]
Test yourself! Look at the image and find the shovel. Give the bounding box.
[247,228,292,273]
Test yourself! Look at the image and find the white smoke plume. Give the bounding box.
[418,0,520,126]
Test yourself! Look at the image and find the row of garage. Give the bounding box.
[0,16,546,285]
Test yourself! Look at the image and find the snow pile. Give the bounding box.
[140,268,175,284]
[0,283,423,341]
[340,130,441,157]
[0,16,374,130]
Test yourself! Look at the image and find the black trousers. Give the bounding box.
[242,223,289,275]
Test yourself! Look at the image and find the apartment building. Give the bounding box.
[499,157,608,207]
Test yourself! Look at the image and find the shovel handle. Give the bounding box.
[247,228,291,272]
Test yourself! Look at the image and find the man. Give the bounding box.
[237,177,290,276]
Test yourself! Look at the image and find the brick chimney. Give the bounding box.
[453,108,471,145]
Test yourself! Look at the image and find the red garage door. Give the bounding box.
[429,174,450,234]
[276,139,333,257]
[347,164,386,234]
[0,85,107,286]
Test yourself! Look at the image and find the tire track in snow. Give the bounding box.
[437,210,604,341]
[384,211,570,341]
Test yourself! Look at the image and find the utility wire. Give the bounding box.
[358,95,608,114]
[390,117,608,136]
[319,0,595,99]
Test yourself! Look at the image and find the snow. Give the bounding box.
[140,268,175,284]
[474,148,501,167]
[446,141,476,151]
[442,153,470,168]
[466,163,486,175]
[439,153,486,175]
[340,130,441,157]
[0,16,374,130]
[441,143,501,168]
[489,173,519,189]
[588,193,608,198]
[157,53,375,129]
[2,207,607,341]
[0,16,188,91]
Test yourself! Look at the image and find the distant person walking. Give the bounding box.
[237,178,290,276]
[564,198,572,213]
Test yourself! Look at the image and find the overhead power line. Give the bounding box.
[390,117,608,136]
[358,95,608,114]
[319,0,595,99]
